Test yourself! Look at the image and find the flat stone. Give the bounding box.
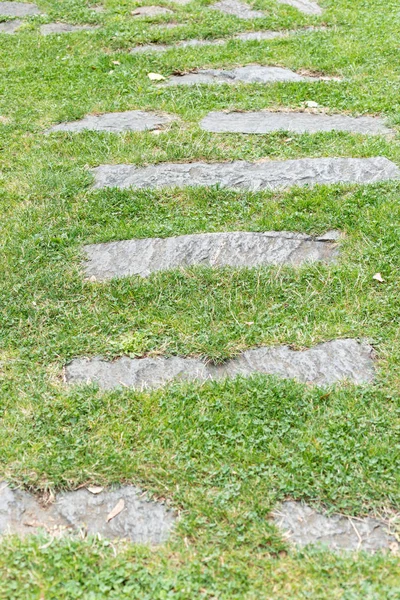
[0,481,175,543]
[273,501,399,553]
[131,6,173,17]
[211,0,265,19]
[0,18,22,32]
[276,0,322,15]
[47,111,175,133]
[165,66,315,85]
[0,1,41,16]
[91,157,400,192]
[201,111,393,135]
[40,23,98,35]
[83,231,340,281]
[65,339,375,390]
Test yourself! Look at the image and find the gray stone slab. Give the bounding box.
[273,501,399,553]
[166,65,311,85]
[65,339,375,390]
[0,1,41,16]
[83,231,340,281]
[47,110,175,133]
[40,23,98,35]
[277,0,322,15]
[201,111,393,135]
[91,157,400,192]
[0,481,175,543]
[131,6,173,17]
[211,0,265,19]
[0,18,22,32]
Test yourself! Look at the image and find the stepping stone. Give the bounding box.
[65,339,375,390]
[91,157,400,192]
[131,6,173,17]
[0,18,22,32]
[0,1,41,16]
[273,501,399,553]
[47,110,175,133]
[0,481,175,543]
[40,23,98,35]
[165,65,325,85]
[201,111,393,135]
[276,0,322,15]
[82,231,341,281]
[211,0,265,19]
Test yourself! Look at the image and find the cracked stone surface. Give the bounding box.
[273,501,399,553]
[47,111,175,133]
[83,230,340,281]
[40,23,98,35]
[65,339,375,390]
[166,65,312,86]
[277,0,322,15]
[201,111,393,135]
[211,0,265,19]
[0,481,175,543]
[0,1,41,15]
[92,157,400,192]
[0,18,22,32]
[131,6,173,17]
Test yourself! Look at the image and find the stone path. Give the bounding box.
[201,111,393,135]
[276,0,322,15]
[82,231,340,280]
[0,1,41,16]
[0,482,175,543]
[273,501,399,552]
[0,18,22,32]
[65,339,375,390]
[131,6,173,17]
[40,23,98,35]
[47,110,176,133]
[92,157,400,191]
[211,0,265,19]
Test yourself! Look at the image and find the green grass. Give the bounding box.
[0,0,399,597]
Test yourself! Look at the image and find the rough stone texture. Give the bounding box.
[211,0,265,19]
[0,18,22,32]
[47,111,175,133]
[166,65,311,86]
[40,23,97,35]
[273,501,399,553]
[65,339,375,390]
[0,481,175,543]
[0,1,41,16]
[201,111,393,135]
[83,231,340,281]
[91,157,400,192]
[131,6,173,17]
[277,0,322,15]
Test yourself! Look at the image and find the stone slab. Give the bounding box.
[0,18,22,32]
[83,231,340,281]
[40,23,98,35]
[277,0,322,15]
[0,481,175,543]
[211,0,265,19]
[65,339,375,390]
[0,1,41,16]
[201,111,393,135]
[47,111,175,133]
[131,6,173,17]
[273,501,399,553]
[91,157,400,192]
[166,65,312,85]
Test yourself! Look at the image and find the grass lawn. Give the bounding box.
[0,0,399,597]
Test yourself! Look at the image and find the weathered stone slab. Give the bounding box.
[40,23,98,35]
[131,6,173,17]
[65,339,375,390]
[91,157,400,192]
[47,110,175,133]
[211,0,265,19]
[0,481,175,543]
[273,501,399,553]
[201,111,393,135]
[0,1,41,16]
[277,0,322,15]
[166,65,311,85]
[83,231,340,281]
[0,18,22,32]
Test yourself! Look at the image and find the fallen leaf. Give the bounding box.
[112,60,120,65]
[148,72,165,81]
[305,100,319,108]
[373,272,385,283]
[106,499,125,522]
[87,485,104,495]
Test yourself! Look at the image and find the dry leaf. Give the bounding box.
[373,272,384,283]
[112,60,120,65]
[106,499,125,522]
[87,485,104,495]
[148,72,165,81]
[305,101,319,108]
